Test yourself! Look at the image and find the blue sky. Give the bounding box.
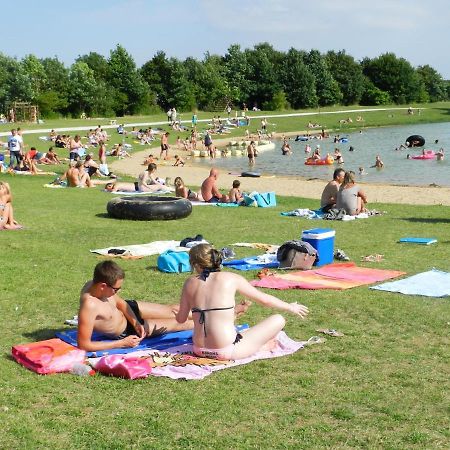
[2,0,449,78]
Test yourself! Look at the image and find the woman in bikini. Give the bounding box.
[0,181,23,230]
[175,244,309,361]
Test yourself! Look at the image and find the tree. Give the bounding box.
[223,44,251,106]
[360,78,391,105]
[280,48,317,109]
[416,65,447,102]
[325,50,365,105]
[21,55,47,101]
[244,43,283,109]
[76,52,110,81]
[362,53,421,104]
[68,61,99,116]
[108,44,150,115]
[140,51,171,109]
[304,50,342,106]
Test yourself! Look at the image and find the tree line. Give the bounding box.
[1,43,448,118]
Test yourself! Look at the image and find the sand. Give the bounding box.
[110,138,450,206]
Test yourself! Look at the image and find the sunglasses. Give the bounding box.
[106,283,121,293]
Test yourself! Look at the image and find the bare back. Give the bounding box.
[180,272,239,348]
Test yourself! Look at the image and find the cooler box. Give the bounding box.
[301,228,335,267]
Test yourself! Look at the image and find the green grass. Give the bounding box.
[0,172,449,449]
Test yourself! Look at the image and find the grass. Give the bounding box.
[1,104,450,448]
[0,173,449,449]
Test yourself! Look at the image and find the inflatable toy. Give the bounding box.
[406,135,425,147]
[411,150,435,160]
[107,196,192,221]
[305,156,334,166]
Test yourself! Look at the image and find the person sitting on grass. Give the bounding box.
[174,244,308,361]
[174,176,201,200]
[228,179,243,204]
[200,168,229,203]
[77,261,196,351]
[336,170,368,215]
[320,168,345,212]
[59,161,94,187]
[0,181,23,230]
[137,163,169,192]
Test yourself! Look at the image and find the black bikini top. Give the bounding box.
[198,268,220,281]
[191,306,234,337]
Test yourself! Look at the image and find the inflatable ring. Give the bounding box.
[406,135,425,147]
[241,171,261,177]
[107,196,192,221]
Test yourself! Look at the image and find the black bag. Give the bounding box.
[277,240,318,270]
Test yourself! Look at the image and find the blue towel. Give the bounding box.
[371,269,450,297]
[399,237,437,245]
[56,324,249,357]
[223,256,280,271]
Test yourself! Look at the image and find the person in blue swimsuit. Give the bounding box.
[175,244,309,360]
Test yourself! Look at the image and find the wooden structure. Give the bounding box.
[6,101,39,123]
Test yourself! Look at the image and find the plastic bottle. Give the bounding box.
[70,363,94,376]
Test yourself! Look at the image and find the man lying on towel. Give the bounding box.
[77,261,195,351]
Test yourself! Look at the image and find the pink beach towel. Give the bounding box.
[251,263,405,290]
[89,331,305,380]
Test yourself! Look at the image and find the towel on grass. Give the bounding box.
[371,269,450,297]
[223,254,280,271]
[251,262,405,290]
[90,240,188,257]
[109,190,172,195]
[57,325,249,358]
[87,330,305,380]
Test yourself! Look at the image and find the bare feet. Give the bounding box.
[260,337,278,352]
[235,300,252,318]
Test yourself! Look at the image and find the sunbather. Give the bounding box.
[0,181,23,229]
[175,244,309,360]
[77,261,195,351]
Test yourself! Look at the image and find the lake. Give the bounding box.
[194,122,449,187]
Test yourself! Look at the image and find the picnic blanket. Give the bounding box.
[56,326,249,358]
[371,269,450,297]
[108,189,172,195]
[251,262,405,290]
[87,330,306,380]
[90,240,188,257]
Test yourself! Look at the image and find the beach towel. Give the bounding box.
[56,325,249,358]
[88,331,306,380]
[251,263,405,290]
[223,255,280,271]
[12,338,86,374]
[90,240,188,257]
[399,237,437,245]
[371,269,450,297]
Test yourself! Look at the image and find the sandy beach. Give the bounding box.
[111,137,450,206]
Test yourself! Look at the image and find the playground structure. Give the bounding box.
[6,101,40,123]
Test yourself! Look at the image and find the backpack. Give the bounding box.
[277,240,318,270]
[157,250,191,273]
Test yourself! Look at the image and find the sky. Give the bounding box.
[2,0,450,78]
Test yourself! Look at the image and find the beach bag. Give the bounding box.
[157,250,191,273]
[243,191,259,207]
[277,240,318,270]
[95,354,152,379]
[254,192,276,208]
[12,338,86,374]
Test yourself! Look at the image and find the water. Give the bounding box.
[194,122,449,187]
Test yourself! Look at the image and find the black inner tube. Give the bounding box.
[406,135,425,147]
[107,196,192,221]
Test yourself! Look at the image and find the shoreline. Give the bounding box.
[110,135,450,207]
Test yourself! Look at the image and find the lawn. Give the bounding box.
[0,171,449,449]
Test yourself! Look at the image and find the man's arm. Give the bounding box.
[115,297,145,338]
[77,298,142,351]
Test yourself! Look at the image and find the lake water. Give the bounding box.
[194,122,449,187]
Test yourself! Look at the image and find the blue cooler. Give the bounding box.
[301,228,335,266]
